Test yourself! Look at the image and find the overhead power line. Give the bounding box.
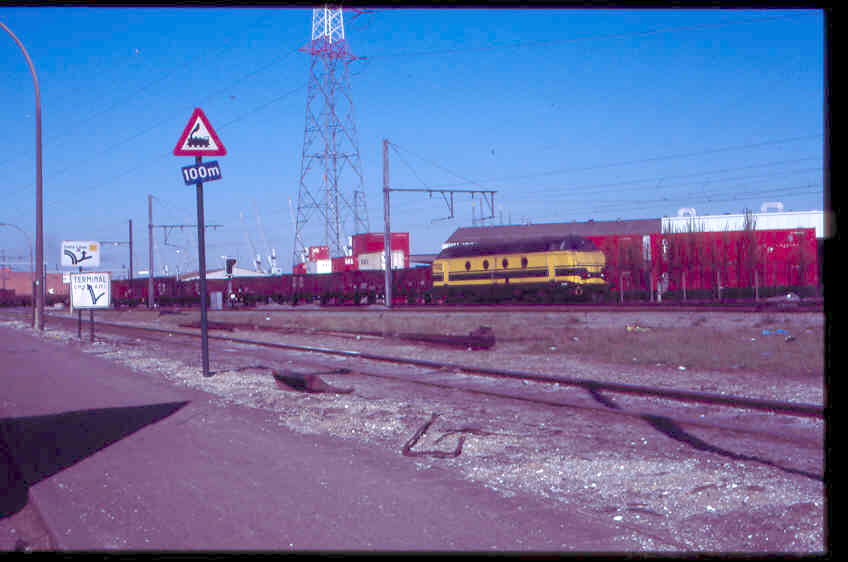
[0,11,278,174]
[543,182,823,217]
[366,12,817,59]
[531,166,823,200]
[424,134,824,189]
[390,141,491,191]
[11,81,306,216]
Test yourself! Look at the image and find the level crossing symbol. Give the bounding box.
[173,108,227,156]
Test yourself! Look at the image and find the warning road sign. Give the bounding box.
[173,108,227,156]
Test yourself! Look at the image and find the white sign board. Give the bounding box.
[70,272,111,309]
[62,240,101,268]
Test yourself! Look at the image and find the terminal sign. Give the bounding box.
[70,271,111,309]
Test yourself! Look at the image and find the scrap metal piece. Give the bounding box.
[178,321,235,331]
[272,368,354,394]
[402,413,465,458]
[396,325,495,350]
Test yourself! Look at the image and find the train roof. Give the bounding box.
[445,219,662,246]
[437,234,598,259]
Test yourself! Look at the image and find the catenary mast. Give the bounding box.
[293,5,368,268]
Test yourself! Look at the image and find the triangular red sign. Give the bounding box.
[173,108,227,156]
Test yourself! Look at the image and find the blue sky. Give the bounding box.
[0,7,825,277]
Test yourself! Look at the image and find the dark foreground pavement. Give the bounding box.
[0,324,631,551]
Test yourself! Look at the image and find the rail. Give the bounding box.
[50,315,824,419]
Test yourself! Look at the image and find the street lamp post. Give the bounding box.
[1,21,44,330]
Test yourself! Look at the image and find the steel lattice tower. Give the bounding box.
[293,5,369,268]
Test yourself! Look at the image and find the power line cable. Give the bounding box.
[5,63,306,215]
[524,157,820,193]
[0,10,278,173]
[390,141,490,190]
[37,82,307,214]
[554,182,823,215]
[424,134,823,188]
[389,143,431,189]
[531,166,823,200]
[366,12,817,59]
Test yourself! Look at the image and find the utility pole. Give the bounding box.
[380,139,498,309]
[129,219,133,289]
[382,138,392,308]
[148,195,154,308]
[147,195,222,308]
[102,219,133,282]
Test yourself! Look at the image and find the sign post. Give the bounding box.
[69,271,111,342]
[62,241,102,338]
[173,107,226,377]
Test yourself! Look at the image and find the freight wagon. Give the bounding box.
[586,227,819,301]
[108,227,819,308]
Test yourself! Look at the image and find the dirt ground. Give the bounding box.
[5,307,827,552]
[94,305,826,382]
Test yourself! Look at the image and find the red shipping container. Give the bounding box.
[308,245,330,261]
[332,256,357,273]
[351,232,410,256]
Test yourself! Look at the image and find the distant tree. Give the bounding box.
[616,236,641,290]
[735,209,758,291]
[718,226,733,294]
[678,217,707,292]
[792,229,814,289]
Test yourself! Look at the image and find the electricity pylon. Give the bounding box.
[292,5,369,268]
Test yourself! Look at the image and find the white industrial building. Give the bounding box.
[661,204,825,238]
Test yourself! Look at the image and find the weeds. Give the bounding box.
[538,326,822,378]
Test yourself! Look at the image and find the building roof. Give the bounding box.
[444,219,662,247]
[661,210,825,238]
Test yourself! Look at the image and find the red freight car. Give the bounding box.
[111,276,181,306]
[653,228,818,293]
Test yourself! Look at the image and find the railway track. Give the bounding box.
[0,295,824,315]
[32,311,824,443]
